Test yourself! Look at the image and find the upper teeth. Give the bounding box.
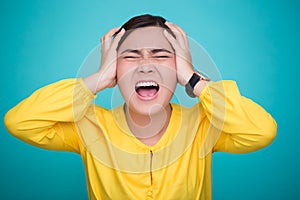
[136,81,158,87]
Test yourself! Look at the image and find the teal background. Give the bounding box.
[1,0,299,199]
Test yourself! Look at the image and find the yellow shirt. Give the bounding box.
[4,79,277,200]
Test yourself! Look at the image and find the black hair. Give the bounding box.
[114,14,176,51]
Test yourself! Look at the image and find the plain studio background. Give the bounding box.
[1,0,299,199]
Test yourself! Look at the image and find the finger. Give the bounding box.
[163,29,180,50]
[164,29,187,59]
[166,22,187,37]
[165,22,187,40]
[110,28,125,51]
[165,22,189,47]
[165,26,186,48]
[101,27,120,51]
[101,28,125,69]
[164,29,192,65]
[108,78,117,88]
[101,27,120,42]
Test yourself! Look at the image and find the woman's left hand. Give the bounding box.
[163,22,194,86]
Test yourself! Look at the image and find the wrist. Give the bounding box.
[83,71,110,94]
[185,71,210,97]
[180,68,194,86]
[193,80,209,97]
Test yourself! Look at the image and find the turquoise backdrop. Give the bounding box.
[1,0,299,199]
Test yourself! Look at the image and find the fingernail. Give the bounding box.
[163,29,169,35]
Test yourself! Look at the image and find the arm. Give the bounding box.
[199,80,277,153]
[4,79,94,153]
[164,22,277,154]
[4,28,125,152]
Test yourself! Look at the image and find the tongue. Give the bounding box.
[137,88,157,97]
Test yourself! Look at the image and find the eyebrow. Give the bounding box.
[120,48,173,55]
[151,48,173,54]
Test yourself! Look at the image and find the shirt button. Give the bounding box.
[147,191,152,196]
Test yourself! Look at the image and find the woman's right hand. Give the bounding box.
[83,28,125,94]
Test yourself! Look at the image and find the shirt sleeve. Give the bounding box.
[4,78,95,153]
[199,80,277,154]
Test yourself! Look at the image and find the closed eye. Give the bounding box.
[153,55,170,58]
[152,50,173,59]
[123,56,140,59]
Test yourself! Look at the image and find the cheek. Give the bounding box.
[172,58,176,70]
[163,57,176,70]
[158,62,177,92]
[116,59,136,102]
[116,59,137,79]
[163,58,177,79]
[116,59,125,79]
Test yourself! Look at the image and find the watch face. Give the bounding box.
[189,73,201,88]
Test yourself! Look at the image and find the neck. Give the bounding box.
[124,104,172,146]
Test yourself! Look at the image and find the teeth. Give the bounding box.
[136,81,158,87]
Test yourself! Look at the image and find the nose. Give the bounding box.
[137,63,156,74]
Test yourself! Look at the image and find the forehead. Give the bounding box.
[118,27,173,52]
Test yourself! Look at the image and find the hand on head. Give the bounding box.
[99,27,125,88]
[163,22,194,86]
[84,18,197,94]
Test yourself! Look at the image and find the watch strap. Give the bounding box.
[185,72,210,98]
[185,73,200,98]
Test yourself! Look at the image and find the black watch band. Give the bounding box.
[185,72,210,98]
[189,73,201,88]
[185,73,200,98]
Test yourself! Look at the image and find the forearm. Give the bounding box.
[83,71,112,94]
[199,80,277,153]
[4,79,94,150]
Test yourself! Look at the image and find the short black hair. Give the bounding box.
[114,14,176,51]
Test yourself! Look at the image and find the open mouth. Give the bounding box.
[135,81,160,99]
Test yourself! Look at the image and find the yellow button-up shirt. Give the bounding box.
[4,79,277,199]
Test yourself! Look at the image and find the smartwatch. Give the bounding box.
[185,72,210,98]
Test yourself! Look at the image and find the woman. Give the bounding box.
[4,14,277,199]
